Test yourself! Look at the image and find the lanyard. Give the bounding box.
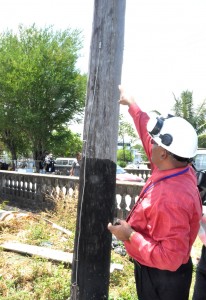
[141,167,189,197]
[127,167,190,221]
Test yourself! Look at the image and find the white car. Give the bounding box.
[54,157,76,175]
[194,149,206,171]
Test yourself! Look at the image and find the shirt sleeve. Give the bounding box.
[128,103,153,169]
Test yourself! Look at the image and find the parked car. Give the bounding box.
[54,157,76,175]
[116,165,144,182]
[194,149,206,171]
[193,149,206,206]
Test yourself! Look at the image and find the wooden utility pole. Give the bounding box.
[71,1,126,299]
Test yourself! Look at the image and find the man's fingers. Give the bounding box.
[107,222,118,233]
[108,222,112,229]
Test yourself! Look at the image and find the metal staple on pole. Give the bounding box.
[70,283,79,300]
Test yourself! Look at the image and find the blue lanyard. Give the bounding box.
[141,167,189,196]
[127,167,190,221]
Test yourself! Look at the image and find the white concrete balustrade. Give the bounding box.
[0,170,147,217]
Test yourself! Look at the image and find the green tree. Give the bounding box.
[49,126,83,157]
[198,134,206,148]
[118,114,138,162]
[117,149,134,166]
[118,114,137,143]
[173,90,206,135]
[0,24,86,161]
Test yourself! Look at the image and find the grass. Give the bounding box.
[0,193,202,300]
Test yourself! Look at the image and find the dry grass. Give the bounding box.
[0,193,76,299]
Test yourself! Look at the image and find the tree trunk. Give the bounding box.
[71,1,126,299]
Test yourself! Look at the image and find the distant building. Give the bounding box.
[131,149,142,164]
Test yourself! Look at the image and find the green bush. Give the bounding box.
[117,160,127,168]
[117,149,133,163]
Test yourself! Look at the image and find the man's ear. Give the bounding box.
[159,148,168,160]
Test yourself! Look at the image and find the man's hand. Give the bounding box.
[118,85,135,107]
[108,219,134,241]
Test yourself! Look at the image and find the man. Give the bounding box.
[44,153,55,173]
[70,152,82,176]
[108,86,202,300]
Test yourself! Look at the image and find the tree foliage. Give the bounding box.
[118,114,137,143]
[173,90,206,135]
[117,149,133,164]
[198,134,206,149]
[49,126,83,158]
[0,24,86,160]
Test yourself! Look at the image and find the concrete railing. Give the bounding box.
[0,171,146,218]
[124,167,151,181]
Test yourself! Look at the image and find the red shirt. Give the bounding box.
[124,103,202,271]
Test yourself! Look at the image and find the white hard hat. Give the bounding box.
[147,114,198,158]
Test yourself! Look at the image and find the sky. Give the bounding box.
[1,0,206,131]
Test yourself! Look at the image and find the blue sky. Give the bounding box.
[1,0,206,131]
